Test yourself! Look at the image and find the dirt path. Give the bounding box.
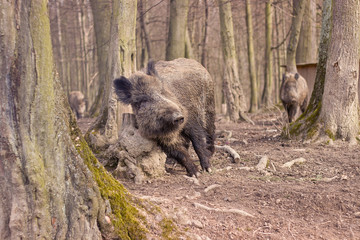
[79,111,360,239]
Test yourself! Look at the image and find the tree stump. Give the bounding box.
[105,113,167,184]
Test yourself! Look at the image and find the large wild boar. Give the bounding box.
[113,58,215,177]
[280,72,309,123]
[69,91,86,119]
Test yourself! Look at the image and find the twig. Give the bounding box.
[215,145,241,163]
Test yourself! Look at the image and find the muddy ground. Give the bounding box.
[79,110,360,240]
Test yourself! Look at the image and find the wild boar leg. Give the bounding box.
[161,144,198,177]
[188,127,212,171]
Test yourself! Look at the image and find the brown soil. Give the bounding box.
[78,110,360,240]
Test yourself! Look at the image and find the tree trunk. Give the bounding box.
[218,0,250,122]
[320,0,359,142]
[296,0,317,63]
[201,0,209,67]
[138,0,151,68]
[86,0,137,151]
[245,0,258,112]
[288,0,332,138]
[289,0,359,144]
[0,1,149,239]
[165,0,189,60]
[261,0,273,107]
[286,0,306,73]
[88,0,112,116]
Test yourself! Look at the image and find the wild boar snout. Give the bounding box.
[172,112,184,125]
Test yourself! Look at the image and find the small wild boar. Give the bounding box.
[69,91,86,119]
[280,72,309,123]
[113,58,215,177]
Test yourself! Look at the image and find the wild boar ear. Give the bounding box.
[146,60,158,76]
[113,76,132,104]
[294,73,300,80]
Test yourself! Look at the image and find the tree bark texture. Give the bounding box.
[286,0,306,73]
[0,1,109,238]
[261,0,273,107]
[245,0,258,112]
[218,0,248,121]
[320,0,359,141]
[88,0,112,116]
[166,0,189,60]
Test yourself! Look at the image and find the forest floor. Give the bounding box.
[78,109,360,240]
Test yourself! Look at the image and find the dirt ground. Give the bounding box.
[79,110,360,240]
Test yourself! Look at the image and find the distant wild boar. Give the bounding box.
[280,72,309,123]
[69,91,86,119]
[113,58,215,177]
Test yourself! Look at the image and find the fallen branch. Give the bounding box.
[215,145,241,163]
[255,156,269,171]
[281,157,306,168]
[193,202,254,217]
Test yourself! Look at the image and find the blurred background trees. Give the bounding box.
[48,0,323,118]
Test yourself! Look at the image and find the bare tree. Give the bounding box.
[166,0,189,60]
[286,0,306,72]
[261,0,273,107]
[88,0,112,116]
[218,0,250,122]
[245,0,258,112]
[296,0,317,63]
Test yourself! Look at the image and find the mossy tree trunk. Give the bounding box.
[261,0,273,107]
[218,0,249,122]
[165,0,189,60]
[86,0,137,150]
[0,1,148,239]
[318,0,359,143]
[88,0,112,117]
[289,0,359,144]
[286,0,306,73]
[245,0,258,112]
[296,0,317,64]
[287,0,331,139]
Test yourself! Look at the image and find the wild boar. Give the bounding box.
[113,58,215,177]
[280,72,309,123]
[69,91,86,119]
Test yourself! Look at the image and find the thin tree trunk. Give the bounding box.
[201,0,209,67]
[218,0,250,123]
[185,27,194,59]
[262,0,273,107]
[88,0,112,116]
[166,0,189,60]
[296,0,317,64]
[139,0,151,68]
[286,0,306,73]
[245,0,258,112]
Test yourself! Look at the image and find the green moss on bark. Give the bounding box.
[70,116,147,240]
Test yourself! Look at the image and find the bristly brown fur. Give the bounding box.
[113,58,215,177]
